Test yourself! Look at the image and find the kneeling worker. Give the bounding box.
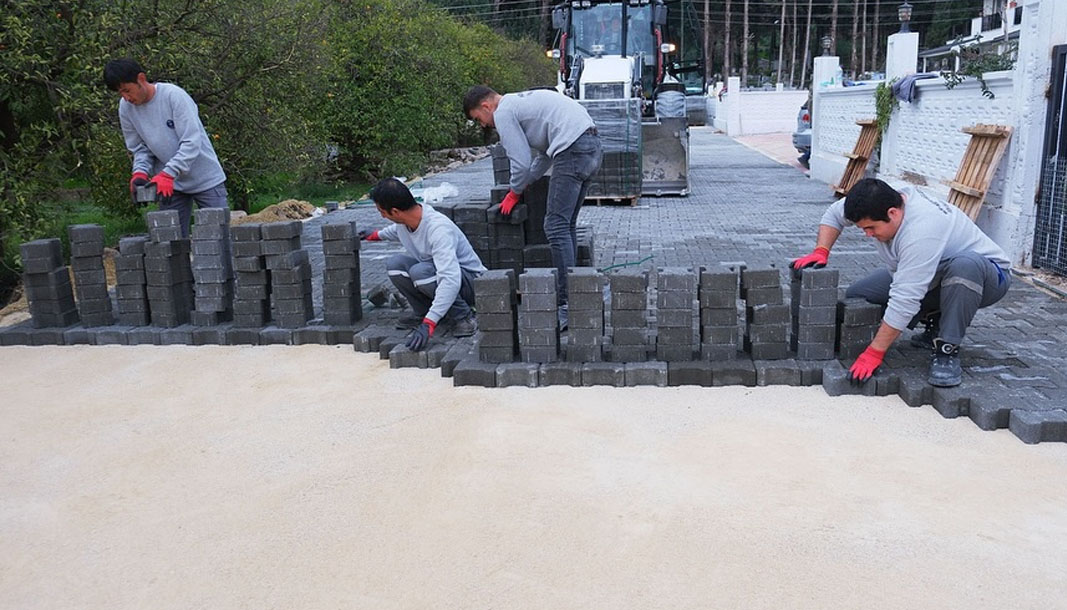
[791,178,1011,387]
[361,178,486,351]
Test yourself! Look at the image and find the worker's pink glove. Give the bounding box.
[129,171,149,194]
[500,190,520,215]
[150,171,175,205]
[358,229,380,241]
[791,246,830,270]
[848,346,886,385]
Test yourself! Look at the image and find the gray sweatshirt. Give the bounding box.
[377,204,487,323]
[119,83,226,194]
[820,185,1010,331]
[494,90,596,194]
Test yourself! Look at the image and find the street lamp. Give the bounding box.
[898,2,913,33]
[821,34,833,56]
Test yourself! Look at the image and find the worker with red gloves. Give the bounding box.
[360,178,486,351]
[792,178,1011,388]
[104,59,227,237]
[463,85,602,329]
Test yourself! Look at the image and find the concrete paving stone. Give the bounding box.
[225,327,262,345]
[476,313,514,332]
[607,268,648,293]
[930,386,972,419]
[69,241,104,258]
[517,311,557,329]
[452,357,498,387]
[624,361,668,386]
[667,360,713,386]
[73,269,107,286]
[568,292,605,311]
[191,254,231,270]
[609,346,650,362]
[656,327,693,344]
[754,359,803,386]
[26,280,76,302]
[581,362,625,386]
[159,325,195,345]
[699,269,738,292]
[62,327,92,345]
[700,343,738,361]
[149,226,182,242]
[440,340,474,377]
[479,346,516,363]
[28,327,68,345]
[70,255,104,271]
[191,310,232,326]
[609,309,646,328]
[747,342,789,360]
[518,328,558,346]
[322,239,359,256]
[656,308,693,328]
[613,328,650,345]
[276,312,313,330]
[743,287,784,306]
[193,207,230,225]
[266,249,310,270]
[610,292,647,310]
[20,238,63,262]
[538,361,583,386]
[838,298,883,325]
[488,202,528,224]
[323,308,362,327]
[518,269,557,294]
[321,221,358,241]
[520,347,558,363]
[260,220,302,240]
[795,325,836,343]
[656,344,695,361]
[566,344,603,362]
[191,224,227,241]
[518,293,557,311]
[477,330,517,348]
[390,343,429,369]
[874,372,901,396]
[699,307,737,326]
[568,268,605,293]
[796,306,837,326]
[795,342,836,360]
[261,239,302,258]
[114,255,145,271]
[1009,409,1067,444]
[353,326,391,352]
[194,282,233,298]
[146,210,181,228]
[21,257,61,274]
[745,324,788,344]
[232,241,262,257]
[193,325,231,345]
[230,224,262,242]
[145,239,191,258]
[798,267,840,289]
[496,362,541,387]
[378,333,408,359]
[741,267,782,291]
[702,325,738,344]
[710,359,757,386]
[424,341,451,368]
[473,269,517,293]
[74,282,110,301]
[22,267,70,288]
[797,288,839,307]
[118,235,149,254]
[127,327,162,345]
[656,291,692,310]
[233,299,270,316]
[475,293,515,314]
[698,289,737,309]
[746,303,790,325]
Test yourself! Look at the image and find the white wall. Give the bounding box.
[810,85,878,187]
[734,90,809,135]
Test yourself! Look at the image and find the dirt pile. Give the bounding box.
[232,199,316,225]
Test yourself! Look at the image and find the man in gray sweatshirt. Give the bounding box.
[361,178,486,351]
[463,85,602,328]
[792,178,1011,387]
[104,59,227,237]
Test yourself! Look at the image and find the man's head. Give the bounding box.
[844,178,905,242]
[463,85,501,129]
[104,59,154,105]
[370,177,418,223]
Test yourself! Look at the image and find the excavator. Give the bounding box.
[549,0,705,197]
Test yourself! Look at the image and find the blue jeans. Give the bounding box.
[160,182,229,238]
[545,132,602,305]
[386,254,478,321]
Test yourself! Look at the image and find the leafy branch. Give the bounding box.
[940,39,1017,99]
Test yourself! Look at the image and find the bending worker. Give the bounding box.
[792,178,1011,387]
[361,178,485,351]
[104,58,227,236]
[463,85,602,329]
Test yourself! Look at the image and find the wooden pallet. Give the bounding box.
[943,124,1013,221]
[832,119,880,197]
[584,195,640,207]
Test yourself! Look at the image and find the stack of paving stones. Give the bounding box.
[608,268,651,362]
[567,267,606,362]
[517,268,559,363]
[20,238,79,329]
[698,267,739,360]
[489,144,510,186]
[655,267,697,361]
[836,297,882,359]
[576,225,595,268]
[68,224,113,327]
[231,223,271,328]
[790,267,839,360]
[263,221,313,329]
[144,211,194,328]
[320,221,363,326]
[114,235,151,326]
[190,208,234,326]
[474,269,518,364]
[454,202,492,268]
[741,267,789,360]
[487,202,526,275]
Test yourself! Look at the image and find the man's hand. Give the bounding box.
[129,171,150,206]
[405,318,436,352]
[791,246,830,270]
[500,190,520,215]
[358,229,380,241]
[149,171,175,206]
[848,346,886,385]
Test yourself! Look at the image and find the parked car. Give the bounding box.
[792,103,811,168]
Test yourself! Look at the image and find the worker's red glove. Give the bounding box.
[500,190,520,215]
[848,346,886,385]
[792,246,829,270]
[129,171,149,194]
[150,171,175,205]
[358,229,380,241]
[405,318,436,351]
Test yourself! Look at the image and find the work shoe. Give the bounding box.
[928,338,962,387]
[394,314,422,330]
[451,314,478,338]
[909,323,938,350]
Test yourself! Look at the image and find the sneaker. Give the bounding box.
[394,314,422,330]
[909,323,938,350]
[928,338,962,387]
[451,315,478,338]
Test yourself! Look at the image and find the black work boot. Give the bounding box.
[909,313,940,350]
[928,338,962,387]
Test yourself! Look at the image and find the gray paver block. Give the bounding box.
[746,303,790,325]
[62,327,92,345]
[389,343,429,369]
[931,386,971,419]
[607,268,648,292]
[1009,409,1067,444]
[496,362,540,387]
[743,287,784,306]
[710,359,757,386]
[896,369,933,407]
[539,361,583,386]
[192,326,230,345]
[611,292,647,310]
[292,326,331,345]
[624,361,668,386]
[699,344,738,361]
[478,346,516,363]
[127,327,161,345]
[581,362,625,387]
[226,328,261,345]
[159,325,195,345]
[797,267,839,289]
[441,341,474,378]
[741,267,781,290]
[656,345,696,362]
[378,333,406,359]
[29,327,68,345]
[568,267,604,293]
[94,327,132,345]
[838,298,882,325]
[667,360,714,386]
[755,359,802,386]
[518,268,557,294]
[453,357,497,387]
[699,269,738,292]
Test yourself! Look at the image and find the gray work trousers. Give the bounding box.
[845,250,1010,345]
[545,132,602,305]
[386,254,477,321]
[160,182,229,238]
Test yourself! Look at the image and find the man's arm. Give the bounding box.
[161,87,210,179]
[119,106,157,175]
[494,109,534,194]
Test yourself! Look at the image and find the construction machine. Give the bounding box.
[549,0,705,196]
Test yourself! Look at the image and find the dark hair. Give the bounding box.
[843,178,903,223]
[103,59,145,91]
[370,178,417,212]
[462,85,497,118]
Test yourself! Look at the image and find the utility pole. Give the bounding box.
[742,0,750,88]
[800,0,813,87]
[724,0,732,80]
[705,0,711,84]
[777,0,787,84]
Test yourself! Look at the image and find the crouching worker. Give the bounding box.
[791,178,1011,387]
[360,178,486,351]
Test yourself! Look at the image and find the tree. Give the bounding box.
[800,0,813,87]
[724,0,733,78]
[851,0,860,76]
[831,0,839,55]
[777,0,787,84]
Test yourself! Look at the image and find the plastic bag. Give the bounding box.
[418,182,459,203]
